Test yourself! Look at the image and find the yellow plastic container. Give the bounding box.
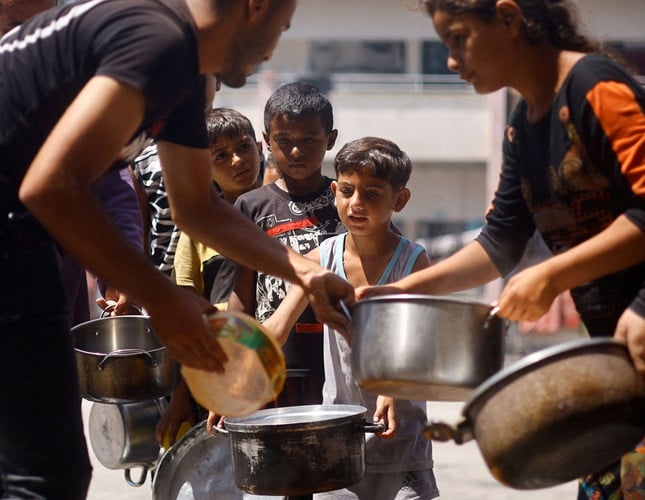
[181,311,286,417]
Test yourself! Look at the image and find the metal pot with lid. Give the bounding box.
[424,338,645,489]
[220,404,384,496]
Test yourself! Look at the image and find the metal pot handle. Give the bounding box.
[100,303,143,318]
[124,466,148,487]
[338,299,352,322]
[423,418,474,445]
[482,305,500,329]
[98,349,156,370]
[356,421,386,434]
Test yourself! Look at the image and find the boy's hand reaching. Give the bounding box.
[374,395,396,439]
[96,287,140,316]
[206,411,226,435]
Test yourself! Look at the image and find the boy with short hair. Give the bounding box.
[229,82,345,406]
[158,107,265,446]
[260,136,439,499]
[174,107,264,306]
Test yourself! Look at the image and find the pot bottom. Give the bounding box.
[360,379,473,402]
[232,445,365,496]
[482,404,645,489]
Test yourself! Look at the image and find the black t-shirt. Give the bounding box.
[0,0,208,210]
[476,54,645,331]
[234,178,346,370]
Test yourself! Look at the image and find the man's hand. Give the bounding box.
[304,270,354,339]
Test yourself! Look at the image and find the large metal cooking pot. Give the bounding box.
[152,420,283,499]
[221,404,384,496]
[424,338,645,489]
[350,294,506,401]
[89,398,166,487]
[71,314,180,403]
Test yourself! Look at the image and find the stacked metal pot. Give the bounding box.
[71,311,180,487]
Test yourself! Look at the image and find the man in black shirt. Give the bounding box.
[0,1,353,497]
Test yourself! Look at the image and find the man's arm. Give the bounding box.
[157,141,354,334]
[19,76,228,372]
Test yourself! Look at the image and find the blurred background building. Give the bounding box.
[215,0,644,245]
[215,0,644,319]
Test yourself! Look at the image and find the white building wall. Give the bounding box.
[214,0,645,229]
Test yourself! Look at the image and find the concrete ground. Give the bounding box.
[84,328,584,499]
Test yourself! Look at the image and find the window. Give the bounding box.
[308,41,406,74]
[421,41,452,75]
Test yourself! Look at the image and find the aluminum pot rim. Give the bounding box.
[463,337,627,416]
[223,404,367,432]
[352,294,492,309]
[71,315,166,357]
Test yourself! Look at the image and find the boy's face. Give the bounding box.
[332,171,409,236]
[264,113,337,183]
[209,133,262,198]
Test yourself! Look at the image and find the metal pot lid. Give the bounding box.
[463,337,626,415]
[224,404,367,431]
[152,421,241,500]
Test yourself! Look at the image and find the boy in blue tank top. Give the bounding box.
[236,137,440,499]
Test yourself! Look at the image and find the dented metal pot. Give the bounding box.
[424,338,645,489]
[350,294,506,401]
[72,314,179,403]
[221,404,384,496]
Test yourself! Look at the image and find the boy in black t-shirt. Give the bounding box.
[229,82,346,407]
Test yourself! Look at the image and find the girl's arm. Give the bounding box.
[358,240,500,299]
[498,215,645,322]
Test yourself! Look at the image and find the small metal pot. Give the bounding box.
[424,338,645,489]
[350,294,506,401]
[88,398,166,487]
[71,315,179,403]
[221,404,384,496]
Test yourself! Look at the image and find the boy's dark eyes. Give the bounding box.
[211,151,228,161]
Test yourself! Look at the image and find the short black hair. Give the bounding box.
[263,82,334,134]
[205,108,257,146]
[334,136,412,190]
